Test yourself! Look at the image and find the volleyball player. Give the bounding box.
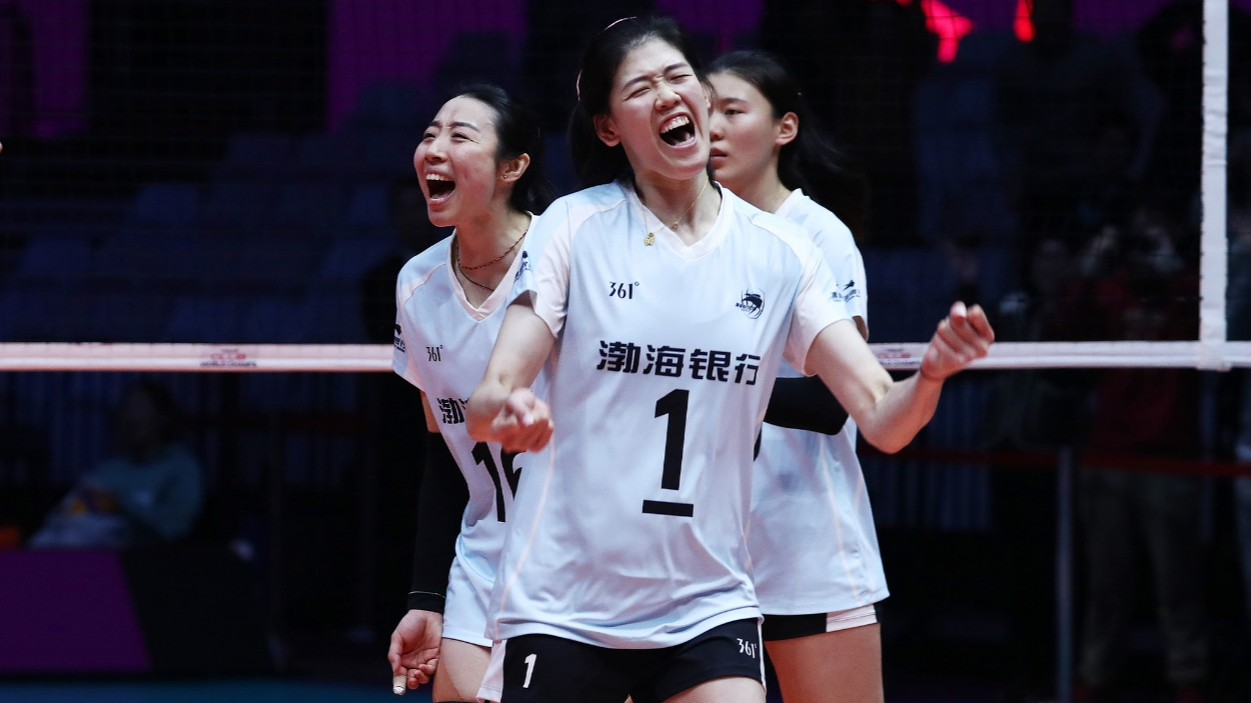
[709,50,885,703]
[466,16,994,703]
[386,84,555,702]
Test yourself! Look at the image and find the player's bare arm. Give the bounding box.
[466,300,556,453]
[810,301,993,454]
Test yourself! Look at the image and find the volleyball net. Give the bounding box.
[0,0,1246,371]
[0,0,1246,495]
[2,6,1250,692]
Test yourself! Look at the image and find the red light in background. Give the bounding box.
[1015,0,1035,41]
[888,0,974,62]
[920,0,974,62]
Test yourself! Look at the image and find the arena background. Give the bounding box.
[2,1,1251,701]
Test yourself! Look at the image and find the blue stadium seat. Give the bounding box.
[431,32,518,97]
[91,235,168,282]
[272,182,351,231]
[353,127,421,180]
[317,238,391,283]
[0,289,97,342]
[158,238,241,289]
[543,134,576,197]
[232,240,323,291]
[347,80,424,129]
[344,183,389,230]
[16,232,93,280]
[863,247,958,344]
[128,183,202,227]
[240,297,312,343]
[162,296,246,343]
[90,291,175,342]
[215,131,299,179]
[201,180,282,228]
[302,286,368,344]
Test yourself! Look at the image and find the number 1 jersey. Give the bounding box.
[488,183,850,648]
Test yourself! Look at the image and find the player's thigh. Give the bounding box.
[766,623,883,703]
[662,676,765,703]
[432,637,492,703]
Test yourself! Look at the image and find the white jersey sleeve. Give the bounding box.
[776,189,867,324]
[522,195,601,336]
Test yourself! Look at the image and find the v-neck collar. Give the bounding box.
[446,212,534,322]
[625,181,730,261]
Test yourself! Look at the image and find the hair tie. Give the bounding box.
[603,15,637,30]
[576,16,639,102]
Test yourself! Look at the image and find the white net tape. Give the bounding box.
[1,340,1249,373]
[0,1,1238,377]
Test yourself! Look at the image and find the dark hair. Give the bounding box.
[569,15,709,187]
[709,50,871,240]
[450,83,556,214]
[116,378,184,444]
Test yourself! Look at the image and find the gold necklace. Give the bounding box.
[454,228,527,293]
[645,178,709,246]
[457,224,527,271]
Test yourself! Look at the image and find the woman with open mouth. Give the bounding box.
[387,83,555,703]
[465,15,994,703]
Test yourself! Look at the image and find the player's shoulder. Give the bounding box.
[723,188,816,257]
[545,183,630,221]
[533,184,632,247]
[778,190,855,248]
[396,235,452,300]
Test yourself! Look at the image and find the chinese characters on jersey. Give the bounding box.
[596,341,761,385]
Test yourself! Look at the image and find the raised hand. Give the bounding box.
[468,387,553,453]
[918,301,995,382]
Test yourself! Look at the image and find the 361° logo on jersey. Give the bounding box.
[736,289,764,319]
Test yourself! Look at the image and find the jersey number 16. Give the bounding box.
[472,442,521,522]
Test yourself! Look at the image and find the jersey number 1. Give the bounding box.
[472,442,521,522]
[642,389,694,517]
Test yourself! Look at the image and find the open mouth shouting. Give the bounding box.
[659,114,696,148]
[425,173,456,203]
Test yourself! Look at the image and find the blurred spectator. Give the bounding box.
[359,179,442,344]
[760,0,933,245]
[521,0,656,132]
[27,380,203,549]
[996,0,1141,247]
[357,177,433,632]
[0,2,35,138]
[983,232,1087,698]
[1136,0,1251,222]
[1074,112,1141,236]
[1229,130,1251,650]
[1068,204,1207,702]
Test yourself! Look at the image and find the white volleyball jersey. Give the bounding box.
[392,214,550,645]
[488,182,849,648]
[750,190,888,615]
